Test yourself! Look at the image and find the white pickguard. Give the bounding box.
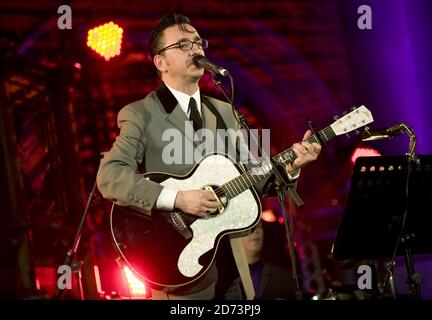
[160,154,259,278]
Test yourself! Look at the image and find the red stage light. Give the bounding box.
[122,266,148,297]
[87,22,123,61]
[351,146,381,164]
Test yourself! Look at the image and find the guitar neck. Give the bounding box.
[220,126,336,199]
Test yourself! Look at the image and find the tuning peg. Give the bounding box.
[351,106,357,111]
[333,115,339,120]
[342,111,347,116]
[345,133,350,139]
[355,129,360,135]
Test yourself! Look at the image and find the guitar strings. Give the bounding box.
[213,127,335,198]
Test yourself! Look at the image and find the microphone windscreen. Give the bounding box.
[192,55,205,66]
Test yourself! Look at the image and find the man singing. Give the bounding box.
[97,12,321,299]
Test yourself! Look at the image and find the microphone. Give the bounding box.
[192,55,230,77]
[361,123,406,141]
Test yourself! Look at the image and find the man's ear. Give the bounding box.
[153,55,167,73]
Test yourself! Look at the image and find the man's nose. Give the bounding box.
[190,43,203,55]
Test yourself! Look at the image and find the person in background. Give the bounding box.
[225,220,297,299]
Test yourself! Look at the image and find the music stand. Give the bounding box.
[332,155,432,299]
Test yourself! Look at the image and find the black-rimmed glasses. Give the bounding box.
[158,39,208,54]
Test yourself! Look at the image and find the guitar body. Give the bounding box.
[110,153,261,288]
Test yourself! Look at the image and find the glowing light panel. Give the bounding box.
[351,147,381,164]
[123,266,147,297]
[87,22,123,61]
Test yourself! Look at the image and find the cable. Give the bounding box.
[383,156,412,290]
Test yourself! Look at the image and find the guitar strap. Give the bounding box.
[229,236,256,300]
[202,97,255,300]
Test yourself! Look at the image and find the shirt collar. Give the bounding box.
[164,83,201,116]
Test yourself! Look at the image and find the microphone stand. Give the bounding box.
[364,123,422,299]
[211,72,304,300]
[387,124,422,299]
[55,172,100,300]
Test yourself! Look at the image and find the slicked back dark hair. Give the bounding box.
[148,12,193,59]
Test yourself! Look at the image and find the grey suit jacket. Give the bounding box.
[97,83,271,216]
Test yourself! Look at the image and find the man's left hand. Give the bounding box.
[286,130,322,174]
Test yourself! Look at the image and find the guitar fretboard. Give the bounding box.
[217,126,336,199]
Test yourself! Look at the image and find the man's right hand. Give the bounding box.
[174,190,219,218]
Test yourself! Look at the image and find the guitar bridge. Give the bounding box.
[203,185,227,214]
[170,212,193,240]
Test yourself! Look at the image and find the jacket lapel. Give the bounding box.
[201,101,217,135]
[156,82,195,146]
[165,105,191,136]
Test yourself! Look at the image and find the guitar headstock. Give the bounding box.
[330,105,374,136]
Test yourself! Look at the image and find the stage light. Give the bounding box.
[261,209,277,223]
[87,22,123,61]
[351,146,381,164]
[93,265,104,296]
[122,266,148,297]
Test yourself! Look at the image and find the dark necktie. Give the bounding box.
[188,97,203,132]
